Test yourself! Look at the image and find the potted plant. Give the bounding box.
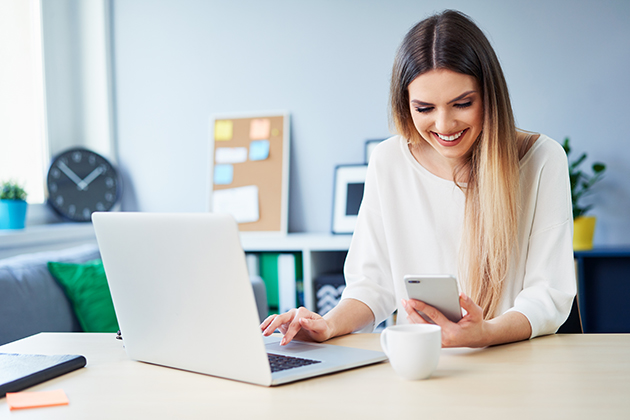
[562,137,606,251]
[0,180,28,230]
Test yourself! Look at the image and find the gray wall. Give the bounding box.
[112,0,630,245]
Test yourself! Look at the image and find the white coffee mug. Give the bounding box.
[380,324,442,380]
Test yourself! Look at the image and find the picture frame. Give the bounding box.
[364,139,385,164]
[331,164,368,234]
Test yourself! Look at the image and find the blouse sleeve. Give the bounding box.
[340,159,397,332]
[507,139,577,338]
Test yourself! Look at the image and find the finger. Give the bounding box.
[263,311,294,336]
[281,307,311,345]
[260,314,276,331]
[406,298,451,327]
[459,293,482,320]
[401,299,426,324]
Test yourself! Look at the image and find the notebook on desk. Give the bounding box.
[0,353,86,397]
[92,212,385,386]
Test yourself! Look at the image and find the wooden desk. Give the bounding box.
[1,333,629,419]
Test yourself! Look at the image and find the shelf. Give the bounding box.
[0,223,97,259]
[574,248,630,333]
[240,233,352,251]
[240,233,352,311]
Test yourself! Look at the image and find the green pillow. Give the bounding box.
[48,259,119,333]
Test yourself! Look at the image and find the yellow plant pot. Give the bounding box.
[573,216,596,251]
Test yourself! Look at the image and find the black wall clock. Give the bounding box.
[47,147,122,222]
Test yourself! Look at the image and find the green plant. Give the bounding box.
[562,137,606,219]
[0,180,27,201]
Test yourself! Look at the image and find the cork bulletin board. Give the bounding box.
[209,111,290,234]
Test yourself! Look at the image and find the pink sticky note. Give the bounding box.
[249,118,271,140]
[6,389,69,410]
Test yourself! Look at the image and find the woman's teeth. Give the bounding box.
[436,130,465,141]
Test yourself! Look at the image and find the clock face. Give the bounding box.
[47,148,121,222]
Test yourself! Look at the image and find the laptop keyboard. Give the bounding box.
[267,353,322,373]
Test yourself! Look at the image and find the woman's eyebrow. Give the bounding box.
[447,90,476,104]
[410,90,477,106]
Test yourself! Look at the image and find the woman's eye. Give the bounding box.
[415,107,433,113]
[454,101,472,109]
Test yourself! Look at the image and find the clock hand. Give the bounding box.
[79,166,105,190]
[57,161,84,187]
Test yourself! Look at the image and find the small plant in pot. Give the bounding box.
[0,180,28,230]
[562,137,606,251]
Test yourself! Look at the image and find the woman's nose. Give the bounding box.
[434,110,456,134]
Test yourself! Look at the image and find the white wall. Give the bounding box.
[20,0,116,225]
[111,0,630,245]
[42,0,114,160]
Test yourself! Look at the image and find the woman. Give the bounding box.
[261,10,576,348]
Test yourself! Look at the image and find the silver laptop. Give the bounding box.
[92,212,386,386]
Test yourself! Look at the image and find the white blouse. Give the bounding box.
[341,134,576,338]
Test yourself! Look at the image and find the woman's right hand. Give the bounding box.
[260,307,334,346]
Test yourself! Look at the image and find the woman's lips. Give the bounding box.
[435,129,465,141]
[432,128,468,146]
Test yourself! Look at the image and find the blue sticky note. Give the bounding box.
[249,140,270,161]
[214,164,233,185]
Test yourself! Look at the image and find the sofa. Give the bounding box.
[0,244,268,346]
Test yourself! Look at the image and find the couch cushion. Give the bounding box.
[48,259,119,333]
[0,244,100,346]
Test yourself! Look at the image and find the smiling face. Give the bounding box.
[407,68,483,178]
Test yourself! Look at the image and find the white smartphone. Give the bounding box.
[404,274,462,323]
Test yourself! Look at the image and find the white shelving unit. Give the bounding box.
[240,233,352,310]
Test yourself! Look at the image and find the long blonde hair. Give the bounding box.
[390,10,520,319]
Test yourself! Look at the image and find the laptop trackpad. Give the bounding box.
[264,337,326,356]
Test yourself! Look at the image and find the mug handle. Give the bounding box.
[380,329,390,357]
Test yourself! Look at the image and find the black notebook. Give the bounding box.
[0,353,87,397]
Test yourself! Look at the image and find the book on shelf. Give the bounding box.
[245,253,260,277]
[278,254,297,314]
[254,252,303,316]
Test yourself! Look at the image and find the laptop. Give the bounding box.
[92,212,386,386]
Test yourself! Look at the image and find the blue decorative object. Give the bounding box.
[0,199,28,229]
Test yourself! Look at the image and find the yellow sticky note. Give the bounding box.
[249,118,271,140]
[6,389,69,410]
[215,120,233,141]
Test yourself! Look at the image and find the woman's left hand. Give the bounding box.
[402,293,487,348]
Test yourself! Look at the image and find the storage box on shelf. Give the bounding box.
[574,247,630,333]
